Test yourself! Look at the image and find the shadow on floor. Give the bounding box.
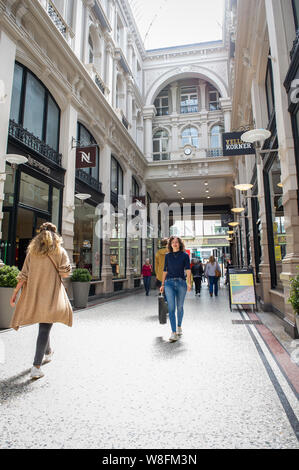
[154,336,187,358]
[0,369,35,401]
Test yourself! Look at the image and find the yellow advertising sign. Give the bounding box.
[229,273,256,305]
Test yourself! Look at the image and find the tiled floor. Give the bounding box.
[0,282,298,449]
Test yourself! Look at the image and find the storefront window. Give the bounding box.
[19,173,49,211]
[110,234,126,279]
[130,237,141,277]
[74,202,101,279]
[0,212,10,265]
[146,238,154,266]
[268,155,285,290]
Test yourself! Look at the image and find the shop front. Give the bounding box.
[1,142,64,269]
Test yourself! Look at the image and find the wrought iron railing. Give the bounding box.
[76,168,102,193]
[290,29,299,60]
[9,119,62,166]
[45,0,74,45]
[95,74,105,95]
[206,148,223,157]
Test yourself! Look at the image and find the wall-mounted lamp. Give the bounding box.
[75,193,91,205]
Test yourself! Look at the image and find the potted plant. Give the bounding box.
[0,265,20,328]
[71,268,92,308]
[288,272,299,334]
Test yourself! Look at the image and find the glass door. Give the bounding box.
[15,207,49,269]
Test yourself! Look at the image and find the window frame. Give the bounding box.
[153,129,169,161]
[180,86,198,114]
[208,89,220,111]
[10,62,61,152]
[181,126,199,148]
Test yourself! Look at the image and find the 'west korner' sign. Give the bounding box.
[222,132,256,156]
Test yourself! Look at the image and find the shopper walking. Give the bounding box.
[205,255,221,297]
[160,236,191,342]
[10,222,73,379]
[191,259,204,296]
[155,238,168,290]
[142,258,153,296]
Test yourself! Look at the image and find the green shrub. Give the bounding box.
[0,265,20,288]
[288,272,299,315]
[71,268,92,283]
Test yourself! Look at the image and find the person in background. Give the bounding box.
[191,258,204,296]
[160,236,191,342]
[155,238,168,290]
[205,255,221,297]
[10,222,73,380]
[142,258,153,296]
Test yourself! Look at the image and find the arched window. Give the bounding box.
[10,62,60,153]
[209,125,223,156]
[111,156,123,200]
[181,126,199,148]
[132,176,140,197]
[153,129,169,161]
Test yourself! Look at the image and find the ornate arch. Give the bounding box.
[145,65,229,106]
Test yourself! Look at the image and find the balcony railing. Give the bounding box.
[9,119,62,166]
[206,148,223,157]
[290,29,299,60]
[45,0,74,45]
[76,169,102,193]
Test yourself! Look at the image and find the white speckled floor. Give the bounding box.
[0,283,298,449]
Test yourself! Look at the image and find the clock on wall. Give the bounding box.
[184,147,192,156]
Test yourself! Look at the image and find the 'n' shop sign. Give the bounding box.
[76,146,97,168]
[222,132,256,156]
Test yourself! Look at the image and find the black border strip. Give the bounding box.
[237,307,299,441]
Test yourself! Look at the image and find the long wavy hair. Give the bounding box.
[27,222,62,256]
[167,236,185,253]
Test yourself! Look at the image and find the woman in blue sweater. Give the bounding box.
[160,236,191,342]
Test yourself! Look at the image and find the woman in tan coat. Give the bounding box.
[10,222,73,379]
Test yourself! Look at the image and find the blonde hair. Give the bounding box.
[27,222,62,256]
[209,255,216,264]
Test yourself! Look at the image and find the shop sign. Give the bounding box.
[27,156,51,175]
[229,272,256,305]
[222,132,256,156]
[76,146,97,168]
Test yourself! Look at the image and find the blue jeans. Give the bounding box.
[164,278,187,333]
[143,276,151,295]
[209,276,219,296]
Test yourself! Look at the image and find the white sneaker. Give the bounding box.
[169,332,179,342]
[177,326,183,336]
[30,366,45,379]
[43,350,54,364]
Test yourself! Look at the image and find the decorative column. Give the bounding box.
[126,78,134,135]
[265,0,299,337]
[105,40,114,107]
[219,97,232,132]
[60,101,77,263]
[0,31,16,239]
[170,82,178,114]
[124,166,134,289]
[99,139,113,294]
[198,79,207,111]
[143,105,156,161]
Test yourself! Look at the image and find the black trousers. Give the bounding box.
[193,277,202,294]
[33,323,53,366]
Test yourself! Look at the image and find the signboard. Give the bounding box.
[76,146,97,168]
[228,267,257,310]
[222,132,256,156]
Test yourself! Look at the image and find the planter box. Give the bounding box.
[72,282,90,308]
[0,287,15,328]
